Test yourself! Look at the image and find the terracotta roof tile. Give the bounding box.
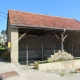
[8,10,80,30]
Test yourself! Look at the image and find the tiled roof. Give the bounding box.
[8,10,80,30]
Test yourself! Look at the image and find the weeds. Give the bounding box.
[69,71,76,74]
[60,72,65,76]
[60,70,65,76]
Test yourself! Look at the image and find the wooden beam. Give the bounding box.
[52,32,60,40]
[52,31,68,52]
[61,34,68,51]
[63,35,68,40]
[18,31,28,41]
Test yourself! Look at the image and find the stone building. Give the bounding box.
[7,10,80,64]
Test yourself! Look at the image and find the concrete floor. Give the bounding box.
[0,57,80,80]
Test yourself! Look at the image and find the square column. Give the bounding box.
[11,28,18,63]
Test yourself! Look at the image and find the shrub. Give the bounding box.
[1,49,11,61]
[0,48,7,56]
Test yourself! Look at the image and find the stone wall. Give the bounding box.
[19,34,61,62]
[19,34,60,50]
[19,31,80,58]
[65,32,80,45]
[65,31,80,57]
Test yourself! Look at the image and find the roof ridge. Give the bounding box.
[74,19,80,22]
[9,10,74,20]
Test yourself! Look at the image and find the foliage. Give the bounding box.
[0,45,6,49]
[0,42,3,46]
[60,73,65,76]
[69,71,76,74]
[37,60,53,64]
[60,70,65,76]
[1,30,6,34]
[37,60,49,64]
[0,43,2,45]
[0,49,5,55]
[0,49,11,61]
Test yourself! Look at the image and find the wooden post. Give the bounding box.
[61,34,64,51]
[26,45,28,67]
[53,30,67,52]
[54,45,55,54]
[42,45,44,61]
[72,45,73,55]
[61,41,64,51]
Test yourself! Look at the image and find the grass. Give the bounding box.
[37,60,49,64]
[62,69,65,71]
[36,56,80,64]
[37,57,80,64]
[0,46,7,50]
[60,72,65,76]
[37,60,53,64]
[74,57,80,60]
[60,70,76,76]
[69,71,76,74]
[60,70,65,76]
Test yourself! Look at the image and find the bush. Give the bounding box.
[1,49,11,61]
[0,48,7,56]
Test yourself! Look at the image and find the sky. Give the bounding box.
[0,0,80,33]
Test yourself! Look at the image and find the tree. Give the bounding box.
[0,36,3,46]
[1,30,6,34]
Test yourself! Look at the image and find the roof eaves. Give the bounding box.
[10,24,66,30]
[10,24,80,31]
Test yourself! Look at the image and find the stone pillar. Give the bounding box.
[11,28,18,63]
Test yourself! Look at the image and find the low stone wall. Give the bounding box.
[34,59,80,70]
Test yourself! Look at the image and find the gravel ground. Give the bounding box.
[42,68,77,75]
